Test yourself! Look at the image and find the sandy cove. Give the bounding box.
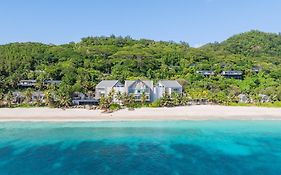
[0,105,281,122]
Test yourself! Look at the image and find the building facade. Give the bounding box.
[154,80,183,100]
[95,79,183,103]
[125,80,154,102]
[95,80,125,99]
[221,71,243,79]
[196,70,215,77]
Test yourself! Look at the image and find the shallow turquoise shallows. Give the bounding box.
[0,121,281,175]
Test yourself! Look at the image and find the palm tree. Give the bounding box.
[35,78,44,90]
[5,91,13,107]
[34,94,42,106]
[160,93,173,107]
[57,94,72,108]
[0,90,4,107]
[107,89,115,104]
[213,91,227,104]
[115,91,123,105]
[87,91,94,99]
[24,88,33,104]
[56,83,73,108]
[99,95,110,110]
[56,89,72,108]
[128,94,135,104]
[44,90,55,107]
[171,92,181,106]
[120,93,127,106]
[122,93,135,107]
[140,92,147,105]
[181,93,191,105]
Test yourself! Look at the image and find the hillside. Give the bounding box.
[0,31,281,105]
[203,30,281,57]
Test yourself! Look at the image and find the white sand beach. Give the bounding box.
[0,105,281,121]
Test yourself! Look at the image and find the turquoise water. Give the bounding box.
[0,121,281,175]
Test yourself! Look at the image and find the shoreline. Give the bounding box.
[0,105,281,122]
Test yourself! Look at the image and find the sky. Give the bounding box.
[0,0,280,47]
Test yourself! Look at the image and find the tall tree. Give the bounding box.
[140,92,147,105]
[24,88,33,104]
[6,91,14,107]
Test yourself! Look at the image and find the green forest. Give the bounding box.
[0,30,281,107]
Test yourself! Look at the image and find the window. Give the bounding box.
[173,88,179,92]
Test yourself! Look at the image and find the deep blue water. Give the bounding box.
[0,121,281,175]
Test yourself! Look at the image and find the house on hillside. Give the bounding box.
[252,66,262,73]
[95,80,125,99]
[221,71,243,80]
[154,80,183,100]
[238,94,249,103]
[12,92,24,104]
[196,70,215,77]
[72,92,98,106]
[32,92,45,102]
[125,80,153,102]
[44,80,61,86]
[18,80,62,87]
[72,92,86,101]
[259,94,271,103]
[18,80,36,87]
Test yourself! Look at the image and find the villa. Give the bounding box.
[154,80,183,99]
[259,94,271,103]
[238,94,249,103]
[252,66,262,73]
[95,80,154,103]
[95,80,125,99]
[18,80,36,87]
[15,79,183,105]
[196,70,215,77]
[44,80,61,86]
[10,91,45,104]
[72,92,98,105]
[221,71,243,79]
[18,80,61,87]
[12,92,24,104]
[32,92,45,102]
[95,79,183,103]
[125,80,154,102]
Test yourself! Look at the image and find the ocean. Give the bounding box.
[0,121,281,175]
